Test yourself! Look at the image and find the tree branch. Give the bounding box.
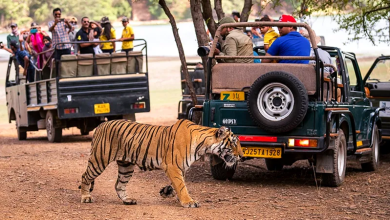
[362,5,390,45]
[158,0,198,107]
[201,0,217,38]
[214,0,225,20]
[240,0,253,22]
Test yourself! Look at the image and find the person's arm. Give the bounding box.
[2,47,13,54]
[264,44,270,52]
[261,53,275,63]
[111,29,116,52]
[121,34,134,41]
[251,27,261,37]
[64,19,72,30]
[48,19,58,32]
[217,37,237,63]
[19,39,24,51]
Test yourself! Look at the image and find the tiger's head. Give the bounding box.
[210,126,243,167]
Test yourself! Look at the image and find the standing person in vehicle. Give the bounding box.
[262,15,310,64]
[76,17,97,54]
[7,23,19,49]
[89,21,103,54]
[259,16,279,52]
[213,17,253,63]
[232,11,240,22]
[48,8,72,60]
[2,40,36,82]
[301,29,333,72]
[68,17,78,53]
[42,36,54,67]
[27,23,48,68]
[119,17,135,53]
[99,16,116,54]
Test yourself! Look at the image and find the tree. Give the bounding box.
[274,0,390,45]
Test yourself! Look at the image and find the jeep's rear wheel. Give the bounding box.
[323,129,347,187]
[209,155,237,180]
[362,124,380,171]
[248,71,308,133]
[265,159,284,171]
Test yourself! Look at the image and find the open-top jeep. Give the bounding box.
[194,22,383,186]
[5,39,150,142]
[363,55,390,143]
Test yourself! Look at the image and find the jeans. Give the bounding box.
[27,68,35,83]
[55,48,71,60]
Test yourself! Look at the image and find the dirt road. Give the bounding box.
[0,122,390,220]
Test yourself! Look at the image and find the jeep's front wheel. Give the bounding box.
[322,129,347,187]
[248,71,308,133]
[209,155,237,180]
[46,111,62,143]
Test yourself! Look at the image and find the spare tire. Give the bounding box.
[248,71,308,133]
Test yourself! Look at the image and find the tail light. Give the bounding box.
[131,102,145,109]
[64,108,79,114]
[288,139,317,147]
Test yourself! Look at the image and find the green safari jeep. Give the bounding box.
[194,22,384,186]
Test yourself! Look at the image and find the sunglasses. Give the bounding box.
[83,21,90,23]
[55,13,61,16]
[70,22,77,24]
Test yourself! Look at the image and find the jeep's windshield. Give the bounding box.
[367,59,390,82]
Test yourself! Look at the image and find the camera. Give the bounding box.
[60,18,65,22]
[197,42,221,57]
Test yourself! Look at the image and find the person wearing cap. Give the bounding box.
[263,15,310,64]
[48,8,72,60]
[2,40,36,82]
[301,29,333,72]
[119,17,135,53]
[7,23,19,49]
[232,11,240,22]
[99,16,116,53]
[214,16,253,63]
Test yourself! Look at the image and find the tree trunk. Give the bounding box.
[240,0,253,22]
[158,0,199,115]
[201,0,217,38]
[214,0,225,20]
[127,0,133,20]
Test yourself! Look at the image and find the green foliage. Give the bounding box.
[0,0,131,28]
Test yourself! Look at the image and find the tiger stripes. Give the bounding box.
[80,119,242,208]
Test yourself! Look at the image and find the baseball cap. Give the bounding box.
[218,16,236,25]
[10,23,17,27]
[31,22,38,28]
[122,17,129,22]
[279,15,296,23]
[100,16,110,24]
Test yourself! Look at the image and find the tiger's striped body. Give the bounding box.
[80,119,242,207]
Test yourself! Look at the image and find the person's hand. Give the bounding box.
[214,48,220,55]
[54,18,60,25]
[64,19,70,26]
[23,69,27,76]
[19,38,23,43]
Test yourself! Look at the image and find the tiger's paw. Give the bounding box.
[81,195,93,203]
[123,198,137,205]
[181,200,200,208]
[159,185,176,198]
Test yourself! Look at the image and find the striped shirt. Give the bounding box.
[48,20,71,50]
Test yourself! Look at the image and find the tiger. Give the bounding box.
[80,119,243,208]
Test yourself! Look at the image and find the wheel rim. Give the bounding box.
[257,82,294,121]
[338,139,346,177]
[47,116,53,139]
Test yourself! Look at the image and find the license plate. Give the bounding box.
[243,147,282,158]
[94,103,110,114]
[220,91,245,101]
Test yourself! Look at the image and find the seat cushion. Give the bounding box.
[212,63,317,95]
[60,54,77,78]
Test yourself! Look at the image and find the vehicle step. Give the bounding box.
[355,148,372,155]
[325,108,349,111]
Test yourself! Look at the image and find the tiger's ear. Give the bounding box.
[216,126,230,140]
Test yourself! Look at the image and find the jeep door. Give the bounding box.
[363,56,390,134]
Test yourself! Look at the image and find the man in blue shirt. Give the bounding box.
[9,40,36,82]
[262,15,310,64]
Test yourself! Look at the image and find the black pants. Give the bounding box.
[27,68,35,83]
[121,48,133,53]
[102,49,114,54]
[55,48,71,60]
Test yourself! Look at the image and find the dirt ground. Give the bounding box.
[1,57,390,219]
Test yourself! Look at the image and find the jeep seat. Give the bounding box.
[211,63,317,95]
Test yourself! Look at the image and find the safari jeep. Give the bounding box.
[5,39,150,142]
[363,55,390,144]
[194,22,384,186]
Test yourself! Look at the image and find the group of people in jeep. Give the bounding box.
[214,13,332,69]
